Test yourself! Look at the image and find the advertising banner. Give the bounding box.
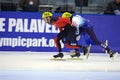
[0,12,120,53]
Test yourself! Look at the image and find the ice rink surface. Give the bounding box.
[0,52,120,80]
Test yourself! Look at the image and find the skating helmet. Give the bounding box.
[62,12,72,18]
[42,12,53,18]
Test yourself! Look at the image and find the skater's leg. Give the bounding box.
[65,27,88,57]
[65,26,80,49]
[54,37,62,52]
[83,27,116,58]
[53,30,67,58]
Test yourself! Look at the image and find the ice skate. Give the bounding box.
[82,46,88,56]
[109,51,118,60]
[69,50,75,55]
[53,53,64,59]
[70,50,81,58]
[71,53,80,58]
[50,53,66,61]
[69,51,83,60]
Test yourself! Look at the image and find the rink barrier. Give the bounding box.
[0,12,120,53]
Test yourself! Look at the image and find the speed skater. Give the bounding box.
[62,12,118,59]
[42,12,88,58]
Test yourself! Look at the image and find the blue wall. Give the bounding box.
[0,12,120,53]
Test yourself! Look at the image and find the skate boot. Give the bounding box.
[109,50,118,59]
[69,50,75,55]
[82,46,88,55]
[71,50,80,58]
[53,53,64,58]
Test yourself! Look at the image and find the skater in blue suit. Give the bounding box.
[62,12,118,59]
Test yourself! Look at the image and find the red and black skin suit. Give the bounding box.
[50,17,85,58]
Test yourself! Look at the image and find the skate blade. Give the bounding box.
[86,44,91,59]
[68,58,83,60]
[69,52,75,56]
[50,58,66,61]
[85,53,89,59]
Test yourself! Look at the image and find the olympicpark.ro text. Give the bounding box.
[0,36,64,48]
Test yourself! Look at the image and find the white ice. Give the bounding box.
[0,52,120,80]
